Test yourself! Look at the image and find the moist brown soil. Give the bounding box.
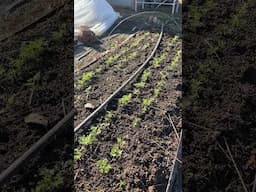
[74,35,182,192]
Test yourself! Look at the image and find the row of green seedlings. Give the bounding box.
[74,38,180,187]
[76,32,151,90]
[75,36,180,159]
[93,47,182,189]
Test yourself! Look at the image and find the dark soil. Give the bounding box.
[183,0,256,191]
[74,35,182,192]
[0,0,74,191]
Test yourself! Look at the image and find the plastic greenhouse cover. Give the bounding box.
[74,0,119,36]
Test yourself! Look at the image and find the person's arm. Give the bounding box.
[74,26,96,44]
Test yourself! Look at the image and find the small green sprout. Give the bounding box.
[128,52,138,60]
[119,93,132,107]
[134,82,145,89]
[141,69,151,82]
[79,71,94,88]
[133,88,140,95]
[142,98,154,113]
[157,80,166,88]
[153,89,160,98]
[110,145,122,157]
[132,117,140,127]
[96,159,111,174]
[105,111,113,122]
[110,137,125,158]
[117,137,125,147]
[96,67,103,74]
[106,55,119,66]
[85,86,92,98]
[118,180,127,190]
[79,135,95,146]
[15,39,45,70]
[74,148,82,160]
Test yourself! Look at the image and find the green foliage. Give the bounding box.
[133,88,140,95]
[74,148,82,161]
[52,30,65,41]
[134,82,145,89]
[157,79,166,89]
[153,54,166,68]
[85,86,92,97]
[110,137,125,158]
[141,69,151,82]
[110,145,122,158]
[127,52,138,60]
[33,166,64,192]
[117,137,125,147]
[105,111,113,122]
[79,134,95,146]
[15,39,45,71]
[96,159,111,174]
[153,89,160,98]
[119,93,132,107]
[95,67,103,74]
[79,126,101,146]
[118,180,127,190]
[142,98,154,113]
[132,117,140,127]
[106,55,119,66]
[79,72,94,88]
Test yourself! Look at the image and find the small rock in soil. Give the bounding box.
[84,103,95,109]
[24,113,48,127]
[148,186,156,192]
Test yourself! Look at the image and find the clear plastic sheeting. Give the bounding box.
[74,0,119,36]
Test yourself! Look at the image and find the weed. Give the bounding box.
[79,71,94,88]
[96,159,111,174]
[119,93,132,107]
[7,95,15,107]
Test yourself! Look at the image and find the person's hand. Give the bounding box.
[78,26,96,44]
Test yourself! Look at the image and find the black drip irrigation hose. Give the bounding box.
[0,109,76,185]
[74,24,164,133]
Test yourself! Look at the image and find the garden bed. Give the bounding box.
[74,34,182,191]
